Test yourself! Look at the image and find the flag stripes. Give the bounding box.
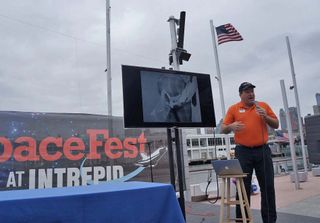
[216,23,243,45]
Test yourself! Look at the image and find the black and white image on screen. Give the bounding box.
[141,71,202,123]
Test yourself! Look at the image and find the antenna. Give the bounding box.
[177,11,186,48]
[168,11,191,65]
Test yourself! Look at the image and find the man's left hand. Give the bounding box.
[256,107,267,119]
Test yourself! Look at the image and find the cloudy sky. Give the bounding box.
[0,0,319,123]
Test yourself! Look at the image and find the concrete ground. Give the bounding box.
[186,171,320,223]
[251,171,320,218]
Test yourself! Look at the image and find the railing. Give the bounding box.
[272,157,308,175]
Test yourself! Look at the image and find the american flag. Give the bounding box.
[274,131,289,143]
[215,23,243,45]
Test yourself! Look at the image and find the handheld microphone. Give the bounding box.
[255,101,266,121]
[254,100,261,109]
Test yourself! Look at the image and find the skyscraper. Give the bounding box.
[313,105,320,115]
[279,109,287,130]
[279,107,300,132]
[289,107,299,132]
[314,93,320,115]
[316,93,320,106]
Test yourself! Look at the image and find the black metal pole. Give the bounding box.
[174,127,186,220]
[129,141,154,182]
[167,128,176,190]
[146,142,154,182]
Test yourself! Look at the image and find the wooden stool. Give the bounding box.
[218,174,253,223]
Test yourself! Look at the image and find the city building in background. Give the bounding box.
[186,133,235,164]
[313,105,320,116]
[305,115,320,164]
[279,107,300,132]
[279,108,287,131]
[316,93,320,106]
[313,93,320,115]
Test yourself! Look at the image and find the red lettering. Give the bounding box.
[123,138,138,158]
[1,129,147,163]
[39,137,63,161]
[105,138,122,159]
[0,137,12,163]
[63,137,85,160]
[138,132,146,154]
[87,129,108,160]
[14,137,39,161]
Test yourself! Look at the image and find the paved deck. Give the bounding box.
[186,171,320,223]
[251,171,320,218]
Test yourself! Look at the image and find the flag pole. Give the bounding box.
[280,80,300,189]
[285,36,308,173]
[210,20,231,159]
[106,0,112,116]
[105,0,115,175]
[168,15,185,220]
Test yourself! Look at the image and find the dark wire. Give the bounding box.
[205,172,219,204]
[257,103,270,223]
[205,130,219,204]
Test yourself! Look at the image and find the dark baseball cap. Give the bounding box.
[239,82,256,93]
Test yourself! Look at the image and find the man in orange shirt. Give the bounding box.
[221,82,279,223]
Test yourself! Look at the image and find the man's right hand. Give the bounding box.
[229,121,245,132]
[221,121,244,134]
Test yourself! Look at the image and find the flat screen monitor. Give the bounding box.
[122,65,216,128]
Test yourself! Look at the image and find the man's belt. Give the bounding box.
[237,144,266,149]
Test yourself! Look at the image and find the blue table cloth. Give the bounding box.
[0,181,185,223]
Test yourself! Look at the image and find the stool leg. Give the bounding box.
[236,179,247,223]
[219,177,226,223]
[226,177,231,222]
[240,179,253,223]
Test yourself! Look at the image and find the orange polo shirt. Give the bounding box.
[223,101,278,147]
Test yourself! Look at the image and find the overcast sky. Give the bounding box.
[0,0,319,123]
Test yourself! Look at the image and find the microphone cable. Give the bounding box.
[255,101,271,223]
[205,170,220,204]
[205,130,219,204]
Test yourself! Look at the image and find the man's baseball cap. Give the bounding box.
[239,82,256,93]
